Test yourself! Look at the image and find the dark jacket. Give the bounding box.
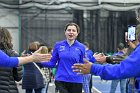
[22,51,45,89]
[106,47,133,64]
[106,54,127,64]
[0,49,22,93]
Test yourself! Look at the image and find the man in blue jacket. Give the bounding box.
[72,8,140,80]
[83,42,95,93]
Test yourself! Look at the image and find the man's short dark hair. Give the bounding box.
[118,43,125,50]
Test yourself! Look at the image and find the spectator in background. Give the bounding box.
[83,42,95,93]
[48,47,56,82]
[48,47,53,54]
[48,47,59,93]
[0,27,22,93]
[41,23,86,93]
[109,43,127,93]
[22,42,46,93]
[40,46,51,93]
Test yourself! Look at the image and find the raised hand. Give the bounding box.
[72,58,92,74]
[128,41,136,49]
[32,47,51,62]
[31,53,52,62]
[94,53,107,63]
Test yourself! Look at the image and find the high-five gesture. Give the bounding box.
[72,58,92,74]
[18,47,52,66]
[93,53,106,63]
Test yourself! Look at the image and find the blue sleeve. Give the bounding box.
[41,43,59,68]
[86,50,96,63]
[89,57,96,63]
[0,50,18,67]
[79,46,85,64]
[90,46,140,80]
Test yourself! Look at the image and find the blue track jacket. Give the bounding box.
[85,49,96,63]
[91,43,140,80]
[41,40,85,83]
[0,50,18,67]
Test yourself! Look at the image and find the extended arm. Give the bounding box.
[0,50,51,67]
[91,47,140,80]
[73,44,140,80]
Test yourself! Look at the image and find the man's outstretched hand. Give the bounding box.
[72,58,92,74]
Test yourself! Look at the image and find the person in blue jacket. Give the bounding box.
[0,27,51,67]
[41,23,85,93]
[109,43,127,93]
[83,42,95,93]
[72,27,140,81]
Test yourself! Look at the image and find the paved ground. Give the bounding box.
[18,76,120,93]
[92,76,120,93]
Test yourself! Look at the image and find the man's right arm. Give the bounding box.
[90,45,140,80]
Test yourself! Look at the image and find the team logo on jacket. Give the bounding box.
[59,46,65,51]
[75,48,80,51]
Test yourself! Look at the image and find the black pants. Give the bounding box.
[55,81,82,93]
[89,75,92,93]
[25,88,42,93]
